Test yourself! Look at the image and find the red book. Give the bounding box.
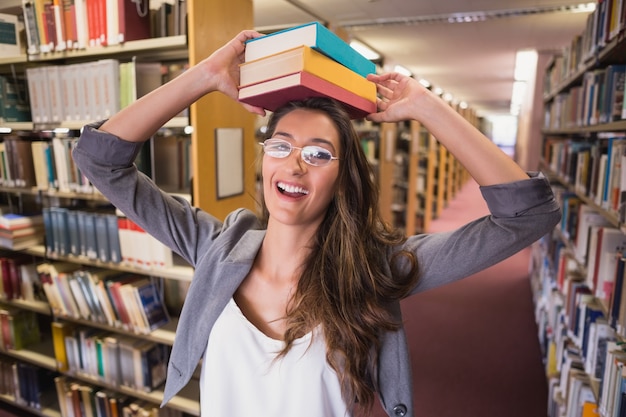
[0,258,13,300]
[117,0,151,43]
[238,70,377,119]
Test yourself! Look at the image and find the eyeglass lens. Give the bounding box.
[261,139,336,166]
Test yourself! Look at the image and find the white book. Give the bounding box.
[45,66,65,123]
[106,0,120,46]
[74,0,89,49]
[595,154,608,205]
[574,203,611,264]
[150,235,173,268]
[594,227,626,303]
[52,137,71,193]
[97,59,121,119]
[60,64,80,121]
[585,225,601,291]
[25,67,49,123]
[52,4,66,51]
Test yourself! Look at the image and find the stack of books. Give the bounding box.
[0,213,44,250]
[238,21,378,119]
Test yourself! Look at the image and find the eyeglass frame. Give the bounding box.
[258,138,340,167]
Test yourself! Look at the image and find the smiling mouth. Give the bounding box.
[277,181,309,196]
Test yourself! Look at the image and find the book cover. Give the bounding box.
[239,70,376,120]
[117,0,150,43]
[240,45,376,103]
[51,321,75,372]
[244,21,376,78]
[0,213,43,231]
[132,278,170,333]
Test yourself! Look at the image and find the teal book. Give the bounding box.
[244,21,376,78]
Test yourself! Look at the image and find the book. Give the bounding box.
[116,0,151,43]
[51,321,75,372]
[239,70,377,119]
[131,278,170,334]
[0,13,21,57]
[239,45,376,103]
[0,213,43,231]
[244,21,376,78]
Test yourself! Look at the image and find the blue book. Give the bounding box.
[244,21,376,78]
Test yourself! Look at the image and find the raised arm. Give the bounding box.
[99,30,266,143]
[366,72,527,186]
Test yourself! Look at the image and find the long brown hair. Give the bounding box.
[261,98,419,412]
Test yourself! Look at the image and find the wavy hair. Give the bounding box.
[261,97,420,413]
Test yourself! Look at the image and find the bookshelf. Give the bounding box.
[0,0,254,416]
[533,2,626,416]
[376,114,467,235]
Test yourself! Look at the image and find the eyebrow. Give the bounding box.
[273,132,338,153]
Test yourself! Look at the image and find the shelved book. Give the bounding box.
[0,358,58,411]
[53,328,170,393]
[239,23,377,119]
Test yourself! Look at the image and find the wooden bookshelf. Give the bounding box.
[0,1,254,415]
[532,4,626,416]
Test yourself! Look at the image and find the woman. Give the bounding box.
[72,30,560,416]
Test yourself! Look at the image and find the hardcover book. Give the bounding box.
[244,21,376,78]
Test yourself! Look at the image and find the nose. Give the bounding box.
[287,147,307,173]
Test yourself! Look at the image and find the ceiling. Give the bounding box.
[252,0,594,118]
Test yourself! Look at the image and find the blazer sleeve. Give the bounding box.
[400,172,561,295]
[71,121,224,266]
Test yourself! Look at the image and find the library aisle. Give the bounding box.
[370,178,548,417]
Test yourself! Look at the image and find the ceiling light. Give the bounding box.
[394,64,412,77]
[510,80,526,115]
[419,78,431,88]
[514,50,537,81]
[349,40,380,61]
[344,3,597,29]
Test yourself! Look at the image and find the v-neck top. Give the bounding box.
[199,298,350,416]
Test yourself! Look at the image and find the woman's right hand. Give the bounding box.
[200,30,266,115]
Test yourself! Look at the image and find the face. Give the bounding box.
[262,109,341,229]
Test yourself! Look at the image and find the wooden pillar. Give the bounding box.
[405,120,421,235]
[378,122,397,226]
[187,0,256,219]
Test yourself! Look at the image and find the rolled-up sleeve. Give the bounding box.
[400,172,561,295]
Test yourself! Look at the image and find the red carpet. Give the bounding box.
[369,179,548,417]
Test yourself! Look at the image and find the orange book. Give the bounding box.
[581,401,599,417]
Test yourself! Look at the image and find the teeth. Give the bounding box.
[277,182,309,195]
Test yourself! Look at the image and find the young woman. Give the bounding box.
[72,30,560,417]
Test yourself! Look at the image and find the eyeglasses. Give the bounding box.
[259,138,339,167]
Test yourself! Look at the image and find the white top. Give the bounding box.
[199,298,350,416]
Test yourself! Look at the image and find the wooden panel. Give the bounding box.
[187,0,256,219]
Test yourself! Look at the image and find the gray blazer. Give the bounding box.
[73,122,561,417]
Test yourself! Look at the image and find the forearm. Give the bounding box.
[417,91,527,186]
[100,64,214,142]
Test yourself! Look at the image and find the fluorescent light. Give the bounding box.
[510,80,526,115]
[394,64,412,77]
[514,50,537,81]
[350,40,381,61]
